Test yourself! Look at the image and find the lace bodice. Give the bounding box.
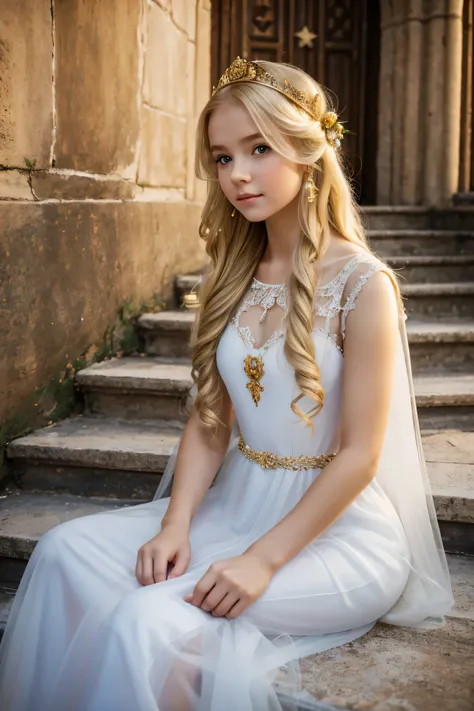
[230,280,287,353]
[230,252,386,357]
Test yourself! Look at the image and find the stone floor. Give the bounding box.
[297,618,473,711]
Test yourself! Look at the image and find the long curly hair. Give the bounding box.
[191,60,397,435]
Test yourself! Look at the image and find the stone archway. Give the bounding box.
[377,0,464,205]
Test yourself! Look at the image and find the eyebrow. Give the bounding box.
[210,132,264,152]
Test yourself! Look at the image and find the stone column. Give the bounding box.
[376,0,396,205]
[443,0,464,199]
[391,1,409,205]
[401,0,424,204]
[377,0,464,205]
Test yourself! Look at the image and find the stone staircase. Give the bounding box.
[0,206,473,710]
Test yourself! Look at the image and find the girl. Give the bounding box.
[0,58,453,711]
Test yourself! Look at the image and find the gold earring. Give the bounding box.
[231,207,236,217]
[306,172,318,203]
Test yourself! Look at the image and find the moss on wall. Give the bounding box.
[0,290,168,476]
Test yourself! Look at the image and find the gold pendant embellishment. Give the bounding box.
[244,354,265,406]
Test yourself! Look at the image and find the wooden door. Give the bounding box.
[211,0,378,203]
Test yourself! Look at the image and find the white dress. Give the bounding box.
[0,252,453,711]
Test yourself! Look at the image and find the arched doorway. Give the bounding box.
[211,0,380,204]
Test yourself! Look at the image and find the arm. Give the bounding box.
[162,381,234,529]
[246,270,400,573]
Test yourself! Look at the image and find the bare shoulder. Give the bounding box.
[349,268,397,305]
[316,233,384,282]
[343,268,400,340]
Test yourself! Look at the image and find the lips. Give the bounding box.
[237,193,262,202]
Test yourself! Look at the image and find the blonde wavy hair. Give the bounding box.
[191,59,400,435]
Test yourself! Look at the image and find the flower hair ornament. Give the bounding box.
[212,56,351,150]
[319,111,346,149]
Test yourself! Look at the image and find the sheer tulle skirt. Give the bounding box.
[0,451,411,711]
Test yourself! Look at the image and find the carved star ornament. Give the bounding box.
[295,25,317,49]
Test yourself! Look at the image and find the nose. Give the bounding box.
[229,158,251,185]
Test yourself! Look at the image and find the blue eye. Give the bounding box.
[216,155,231,165]
[254,145,270,155]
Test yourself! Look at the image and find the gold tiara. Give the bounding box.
[212,56,320,121]
[211,57,349,149]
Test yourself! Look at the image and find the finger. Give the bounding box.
[191,572,217,607]
[169,550,190,579]
[199,583,228,613]
[225,597,247,619]
[211,592,240,618]
[153,553,169,583]
[135,555,143,584]
[141,552,155,586]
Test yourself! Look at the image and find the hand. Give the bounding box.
[183,552,273,619]
[135,522,191,585]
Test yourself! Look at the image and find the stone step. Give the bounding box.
[76,358,474,427]
[293,554,474,711]
[75,357,193,421]
[401,282,474,321]
[0,491,132,562]
[4,417,473,545]
[452,191,474,205]
[5,415,184,500]
[0,497,472,700]
[0,493,474,638]
[362,205,474,230]
[367,229,474,256]
[422,430,474,555]
[406,320,474,374]
[174,272,474,325]
[139,310,195,358]
[0,492,135,643]
[388,254,474,283]
[295,615,474,711]
[415,373,474,430]
[0,584,16,641]
[1,581,472,710]
[140,311,474,375]
[175,253,474,300]
[0,488,471,603]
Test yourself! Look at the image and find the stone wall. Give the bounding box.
[0,0,210,425]
[378,0,464,205]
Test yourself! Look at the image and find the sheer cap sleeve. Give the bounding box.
[312,251,394,355]
[339,259,390,339]
[332,252,454,627]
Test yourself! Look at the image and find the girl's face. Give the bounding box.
[208,99,306,222]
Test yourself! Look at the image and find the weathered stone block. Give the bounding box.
[195,3,211,114]
[0,200,206,424]
[54,0,141,175]
[151,0,170,10]
[80,359,193,422]
[144,3,188,116]
[0,0,53,169]
[138,107,186,187]
[186,41,197,200]
[0,170,33,200]
[31,172,137,200]
[171,0,196,40]
[193,2,211,202]
[298,618,474,711]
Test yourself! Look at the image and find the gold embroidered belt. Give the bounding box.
[237,435,336,471]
